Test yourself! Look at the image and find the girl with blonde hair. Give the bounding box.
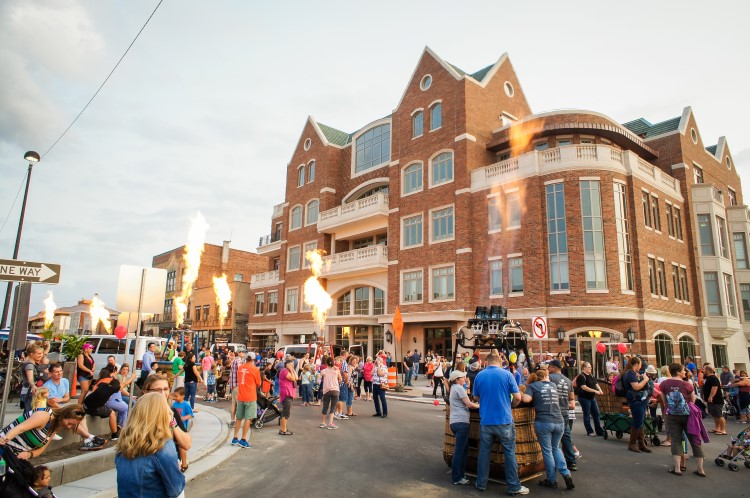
[115,392,185,497]
[32,387,50,411]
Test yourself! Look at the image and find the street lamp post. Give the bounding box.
[0,151,41,329]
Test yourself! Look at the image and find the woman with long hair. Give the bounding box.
[115,392,185,497]
[0,404,88,459]
[77,343,96,405]
[183,350,206,409]
[622,356,651,453]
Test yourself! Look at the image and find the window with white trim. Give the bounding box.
[642,191,652,228]
[666,204,675,237]
[402,270,423,303]
[704,272,722,316]
[489,259,503,296]
[648,257,657,295]
[672,264,681,300]
[412,111,423,138]
[614,183,633,291]
[302,241,317,269]
[305,200,319,226]
[337,291,351,315]
[657,260,667,297]
[403,163,423,195]
[308,160,316,182]
[354,287,370,315]
[740,283,750,321]
[267,291,278,314]
[355,123,391,174]
[287,246,301,271]
[431,265,455,301]
[734,233,749,269]
[254,293,264,315]
[431,152,453,186]
[680,267,689,303]
[302,288,313,312]
[285,288,298,313]
[651,195,661,231]
[674,207,683,240]
[507,191,521,228]
[430,103,442,131]
[716,216,730,259]
[725,273,738,317]
[431,206,454,242]
[402,214,423,248]
[693,165,704,184]
[509,257,523,293]
[290,206,302,230]
[546,183,569,290]
[697,214,714,256]
[488,196,502,232]
[581,180,607,289]
[297,165,305,187]
[728,188,737,206]
[373,288,385,315]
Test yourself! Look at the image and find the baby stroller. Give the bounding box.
[722,388,740,421]
[216,369,230,400]
[253,388,282,429]
[0,448,57,498]
[714,428,750,471]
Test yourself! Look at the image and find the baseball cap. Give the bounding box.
[548,359,563,369]
[248,351,256,359]
[83,343,94,350]
[449,370,467,382]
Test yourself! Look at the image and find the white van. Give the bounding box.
[210,343,247,356]
[281,343,363,363]
[80,335,167,376]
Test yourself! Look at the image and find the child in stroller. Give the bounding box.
[715,428,750,471]
[253,388,282,429]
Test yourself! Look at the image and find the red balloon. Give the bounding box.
[433,399,440,406]
[617,343,628,354]
[596,342,606,354]
[114,325,128,339]
[276,350,284,359]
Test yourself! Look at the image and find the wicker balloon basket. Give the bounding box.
[443,405,545,482]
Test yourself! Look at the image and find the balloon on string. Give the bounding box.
[433,400,440,406]
[509,352,517,364]
[114,325,128,339]
[617,343,628,354]
[596,342,606,354]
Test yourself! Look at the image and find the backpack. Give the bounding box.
[614,374,628,397]
[666,388,690,415]
[573,374,583,396]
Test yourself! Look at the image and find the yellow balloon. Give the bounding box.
[509,352,518,364]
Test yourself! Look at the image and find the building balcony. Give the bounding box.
[706,315,741,340]
[473,144,682,201]
[320,245,388,279]
[250,269,281,289]
[257,234,283,256]
[317,193,389,240]
[192,318,234,330]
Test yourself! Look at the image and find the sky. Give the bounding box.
[1,0,749,318]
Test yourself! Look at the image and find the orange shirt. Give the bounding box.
[237,363,261,402]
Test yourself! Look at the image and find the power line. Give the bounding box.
[0,172,28,238]
[41,0,165,159]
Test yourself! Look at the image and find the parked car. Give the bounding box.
[76,335,168,376]
[0,329,43,358]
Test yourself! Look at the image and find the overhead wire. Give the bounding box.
[0,173,27,238]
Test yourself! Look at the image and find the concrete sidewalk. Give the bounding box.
[51,403,237,498]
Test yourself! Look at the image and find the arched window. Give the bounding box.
[290,206,302,230]
[337,291,351,316]
[308,160,316,183]
[355,123,391,174]
[430,103,442,131]
[678,336,696,363]
[306,200,319,226]
[354,185,389,200]
[654,333,674,368]
[403,163,423,195]
[412,111,424,138]
[431,151,453,187]
[297,165,305,187]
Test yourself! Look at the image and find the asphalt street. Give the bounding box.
[187,396,750,497]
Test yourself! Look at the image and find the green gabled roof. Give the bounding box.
[470,64,495,82]
[706,144,717,155]
[317,123,353,146]
[623,116,680,138]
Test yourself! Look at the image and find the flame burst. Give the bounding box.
[43,291,57,328]
[303,250,332,332]
[508,120,541,155]
[89,294,112,333]
[175,212,209,328]
[213,274,231,326]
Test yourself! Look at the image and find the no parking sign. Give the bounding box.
[531,316,548,340]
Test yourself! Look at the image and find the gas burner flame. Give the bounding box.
[43,291,56,329]
[175,212,209,328]
[89,294,112,333]
[303,250,332,331]
[213,274,231,326]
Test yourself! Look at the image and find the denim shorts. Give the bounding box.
[338,386,353,404]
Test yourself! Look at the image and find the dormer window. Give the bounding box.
[354,123,391,174]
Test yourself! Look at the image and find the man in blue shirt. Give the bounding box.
[43,363,70,409]
[472,352,528,495]
[140,342,157,385]
[685,356,697,377]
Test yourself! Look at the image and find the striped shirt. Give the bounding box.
[0,408,52,453]
[229,357,244,389]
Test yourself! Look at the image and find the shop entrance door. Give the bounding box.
[425,328,453,360]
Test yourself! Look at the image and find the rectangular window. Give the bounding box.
[431,266,455,301]
[648,257,657,295]
[402,214,423,248]
[291,206,302,230]
[337,292,351,315]
[680,267,690,303]
[274,222,282,241]
[651,195,661,231]
[412,111,423,138]
[735,233,749,269]
[254,293,264,315]
[672,264,681,300]
[712,345,728,370]
[674,207,683,240]
[285,288,298,313]
[509,257,524,293]
[546,183,569,291]
[665,204,675,237]
[581,181,607,289]
[657,260,667,297]
[741,283,750,321]
[431,206,454,242]
[717,216,730,259]
[163,299,173,318]
[693,165,704,184]
[488,196,502,232]
[354,287,370,315]
[195,306,201,321]
[166,271,176,292]
[308,161,315,182]
[613,183,633,291]
[403,163,423,195]
[430,103,442,131]
[642,191,652,228]
[535,142,549,151]
[698,214,715,256]
[233,273,243,282]
[431,152,453,186]
[402,270,423,303]
[267,291,278,314]
[507,191,521,228]
[373,288,384,315]
[580,138,595,144]
[557,139,572,146]
[489,259,503,296]
[203,304,210,321]
[725,273,738,317]
[705,272,722,316]
[288,246,301,271]
[302,241,317,269]
[728,188,737,206]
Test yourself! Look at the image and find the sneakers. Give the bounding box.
[509,486,530,496]
[231,437,239,446]
[574,450,582,459]
[229,421,235,428]
[539,479,557,488]
[111,432,120,441]
[52,434,63,441]
[567,462,578,471]
[563,474,575,490]
[319,423,327,429]
[80,438,105,451]
[326,424,339,430]
[453,478,471,485]
[334,413,349,420]
[92,436,107,446]
[237,439,251,449]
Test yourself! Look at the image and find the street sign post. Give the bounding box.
[0,258,61,284]
[531,315,548,363]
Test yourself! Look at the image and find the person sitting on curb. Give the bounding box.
[83,369,122,440]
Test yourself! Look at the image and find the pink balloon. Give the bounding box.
[617,343,628,354]
[596,342,606,354]
[114,325,127,339]
[433,400,440,406]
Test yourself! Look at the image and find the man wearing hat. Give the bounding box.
[228,350,248,427]
[548,359,577,470]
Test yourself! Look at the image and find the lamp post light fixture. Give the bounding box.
[556,326,566,344]
[311,331,318,343]
[385,330,393,344]
[626,326,636,344]
[0,151,41,330]
[272,332,279,345]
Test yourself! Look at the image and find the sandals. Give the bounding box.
[715,431,727,435]
[180,465,189,473]
[278,431,294,436]
[668,468,682,476]
[693,471,706,477]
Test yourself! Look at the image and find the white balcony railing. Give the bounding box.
[320,245,388,278]
[317,193,389,237]
[250,269,280,289]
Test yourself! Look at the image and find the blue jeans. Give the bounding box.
[185,381,197,409]
[301,383,313,403]
[534,421,570,482]
[476,424,521,493]
[413,363,419,379]
[561,416,576,464]
[405,369,413,386]
[579,397,604,435]
[450,422,470,483]
[373,384,388,416]
[629,399,647,429]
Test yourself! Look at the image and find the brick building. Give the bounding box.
[28,299,121,336]
[248,47,749,376]
[147,241,268,345]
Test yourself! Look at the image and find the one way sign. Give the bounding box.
[0,258,61,285]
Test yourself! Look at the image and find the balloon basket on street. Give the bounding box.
[596,380,661,445]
